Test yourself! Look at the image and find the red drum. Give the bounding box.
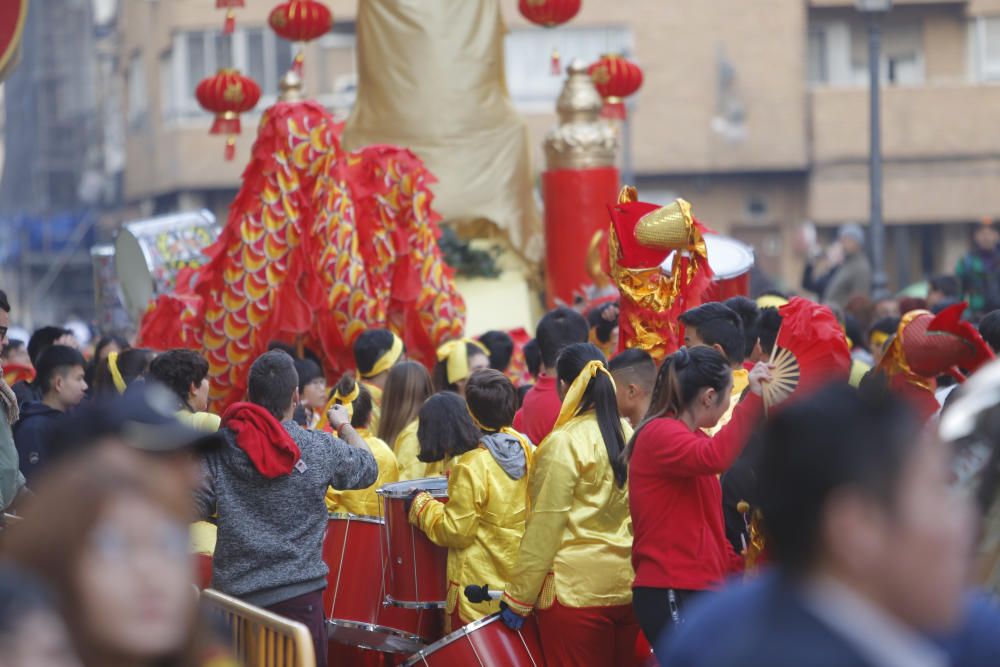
[378,478,449,609]
[402,614,546,667]
[323,513,439,654]
[661,234,755,302]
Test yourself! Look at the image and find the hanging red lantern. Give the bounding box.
[269,0,334,76]
[195,69,261,161]
[518,0,582,75]
[216,0,244,34]
[588,54,643,120]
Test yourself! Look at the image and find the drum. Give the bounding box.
[114,210,220,318]
[660,234,754,302]
[402,614,545,667]
[323,513,439,654]
[378,478,449,608]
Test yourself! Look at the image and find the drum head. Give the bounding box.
[402,614,503,666]
[327,620,426,655]
[379,477,449,498]
[660,234,755,280]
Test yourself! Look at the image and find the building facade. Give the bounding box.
[119,0,1000,293]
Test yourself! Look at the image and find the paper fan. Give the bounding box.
[763,298,853,411]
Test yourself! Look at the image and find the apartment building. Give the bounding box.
[119,0,1000,291]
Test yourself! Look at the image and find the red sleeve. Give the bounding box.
[639,394,763,477]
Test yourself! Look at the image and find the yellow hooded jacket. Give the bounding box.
[502,413,635,614]
[410,434,533,623]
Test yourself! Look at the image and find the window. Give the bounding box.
[849,21,924,85]
[504,26,634,111]
[163,28,298,121]
[127,52,148,128]
[807,29,829,85]
[971,17,1000,81]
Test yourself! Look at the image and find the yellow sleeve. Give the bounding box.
[409,458,483,550]
[503,431,577,615]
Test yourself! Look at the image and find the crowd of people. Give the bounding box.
[1,223,1000,667]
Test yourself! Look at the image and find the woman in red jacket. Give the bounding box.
[626,345,770,648]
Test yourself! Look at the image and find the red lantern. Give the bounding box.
[588,54,643,120]
[269,0,334,76]
[519,0,581,75]
[216,0,244,34]
[195,69,261,161]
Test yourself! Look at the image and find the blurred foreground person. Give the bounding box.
[2,452,221,667]
[0,566,81,667]
[658,383,975,667]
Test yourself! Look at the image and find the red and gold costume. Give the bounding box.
[607,187,714,360]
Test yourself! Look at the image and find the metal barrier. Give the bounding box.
[201,589,316,667]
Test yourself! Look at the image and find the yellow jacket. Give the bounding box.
[178,409,222,556]
[410,438,532,623]
[503,413,634,614]
[326,429,399,516]
[362,381,383,435]
[703,368,749,437]
[395,420,449,481]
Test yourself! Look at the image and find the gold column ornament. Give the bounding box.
[544,60,619,171]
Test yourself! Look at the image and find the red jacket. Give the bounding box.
[512,373,561,445]
[628,393,762,591]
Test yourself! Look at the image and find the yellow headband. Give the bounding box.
[870,330,890,353]
[331,382,361,420]
[437,338,490,385]
[107,351,127,395]
[756,294,789,310]
[360,334,403,379]
[554,360,616,430]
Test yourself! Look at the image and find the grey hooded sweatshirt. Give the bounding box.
[195,420,377,607]
[479,432,529,480]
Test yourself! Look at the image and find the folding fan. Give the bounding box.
[762,297,853,411]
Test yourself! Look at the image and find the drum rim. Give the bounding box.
[377,476,449,499]
[401,613,505,666]
[326,619,426,654]
[385,594,446,610]
[327,512,384,525]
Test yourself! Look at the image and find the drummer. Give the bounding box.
[501,343,640,666]
[433,339,491,396]
[346,329,405,433]
[325,375,399,517]
[408,392,473,481]
[409,370,532,631]
[377,361,435,481]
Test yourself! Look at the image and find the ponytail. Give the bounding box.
[591,372,629,487]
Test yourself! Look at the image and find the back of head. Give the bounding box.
[537,307,589,369]
[35,345,86,395]
[724,296,760,361]
[247,350,298,419]
[378,360,433,445]
[267,340,299,359]
[28,326,71,366]
[147,349,209,406]
[334,374,373,429]
[466,368,518,431]
[586,301,619,344]
[980,310,1000,354]
[634,346,730,434]
[417,392,480,462]
[354,329,396,376]
[756,308,783,356]
[478,331,515,373]
[556,342,627,486]
[93,348,155,396]
[759,383,917,576]
[679,302,746,365]
[608,348,656,393]
[929,274,960,299]
[522,339,541,378]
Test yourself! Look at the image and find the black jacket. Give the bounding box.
[13,401,64,482]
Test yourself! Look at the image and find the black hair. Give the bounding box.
[353,329,397,376]
[869,316,900,337]
[478,331,515,373]
[626,346,731,461]
[147,349,210,408]
[843,314,866,353]
[608,348,657,392]
[93,334,129,360]
[247,350,298,419]
[267,340,300,359]
[1,339,24,358]
[556,343,627,486]
[0,289,9,313]
[757,308,783,356]
[523,339,541,378]
[465,369,518,431]
[929,274,960,299]
[517,383,532,407]
[432,341,489,393]
[416,392,480,463]
[758,382,918,574]
[586,301,619,344]
[724,297,760,361]
[93,348,155,396]
[979,310,1000,354]
[27,326,71,366]
[0,565,57,639]
[293,358,323,392]
[34,345,86,394]
[333,374,373,429]
[679,302,746,365]
[537,307,589,369]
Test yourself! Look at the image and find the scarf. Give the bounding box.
[221,402,301,478]
[436,338,490,385]
[0,370,17,425]
[553,360,616,430]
